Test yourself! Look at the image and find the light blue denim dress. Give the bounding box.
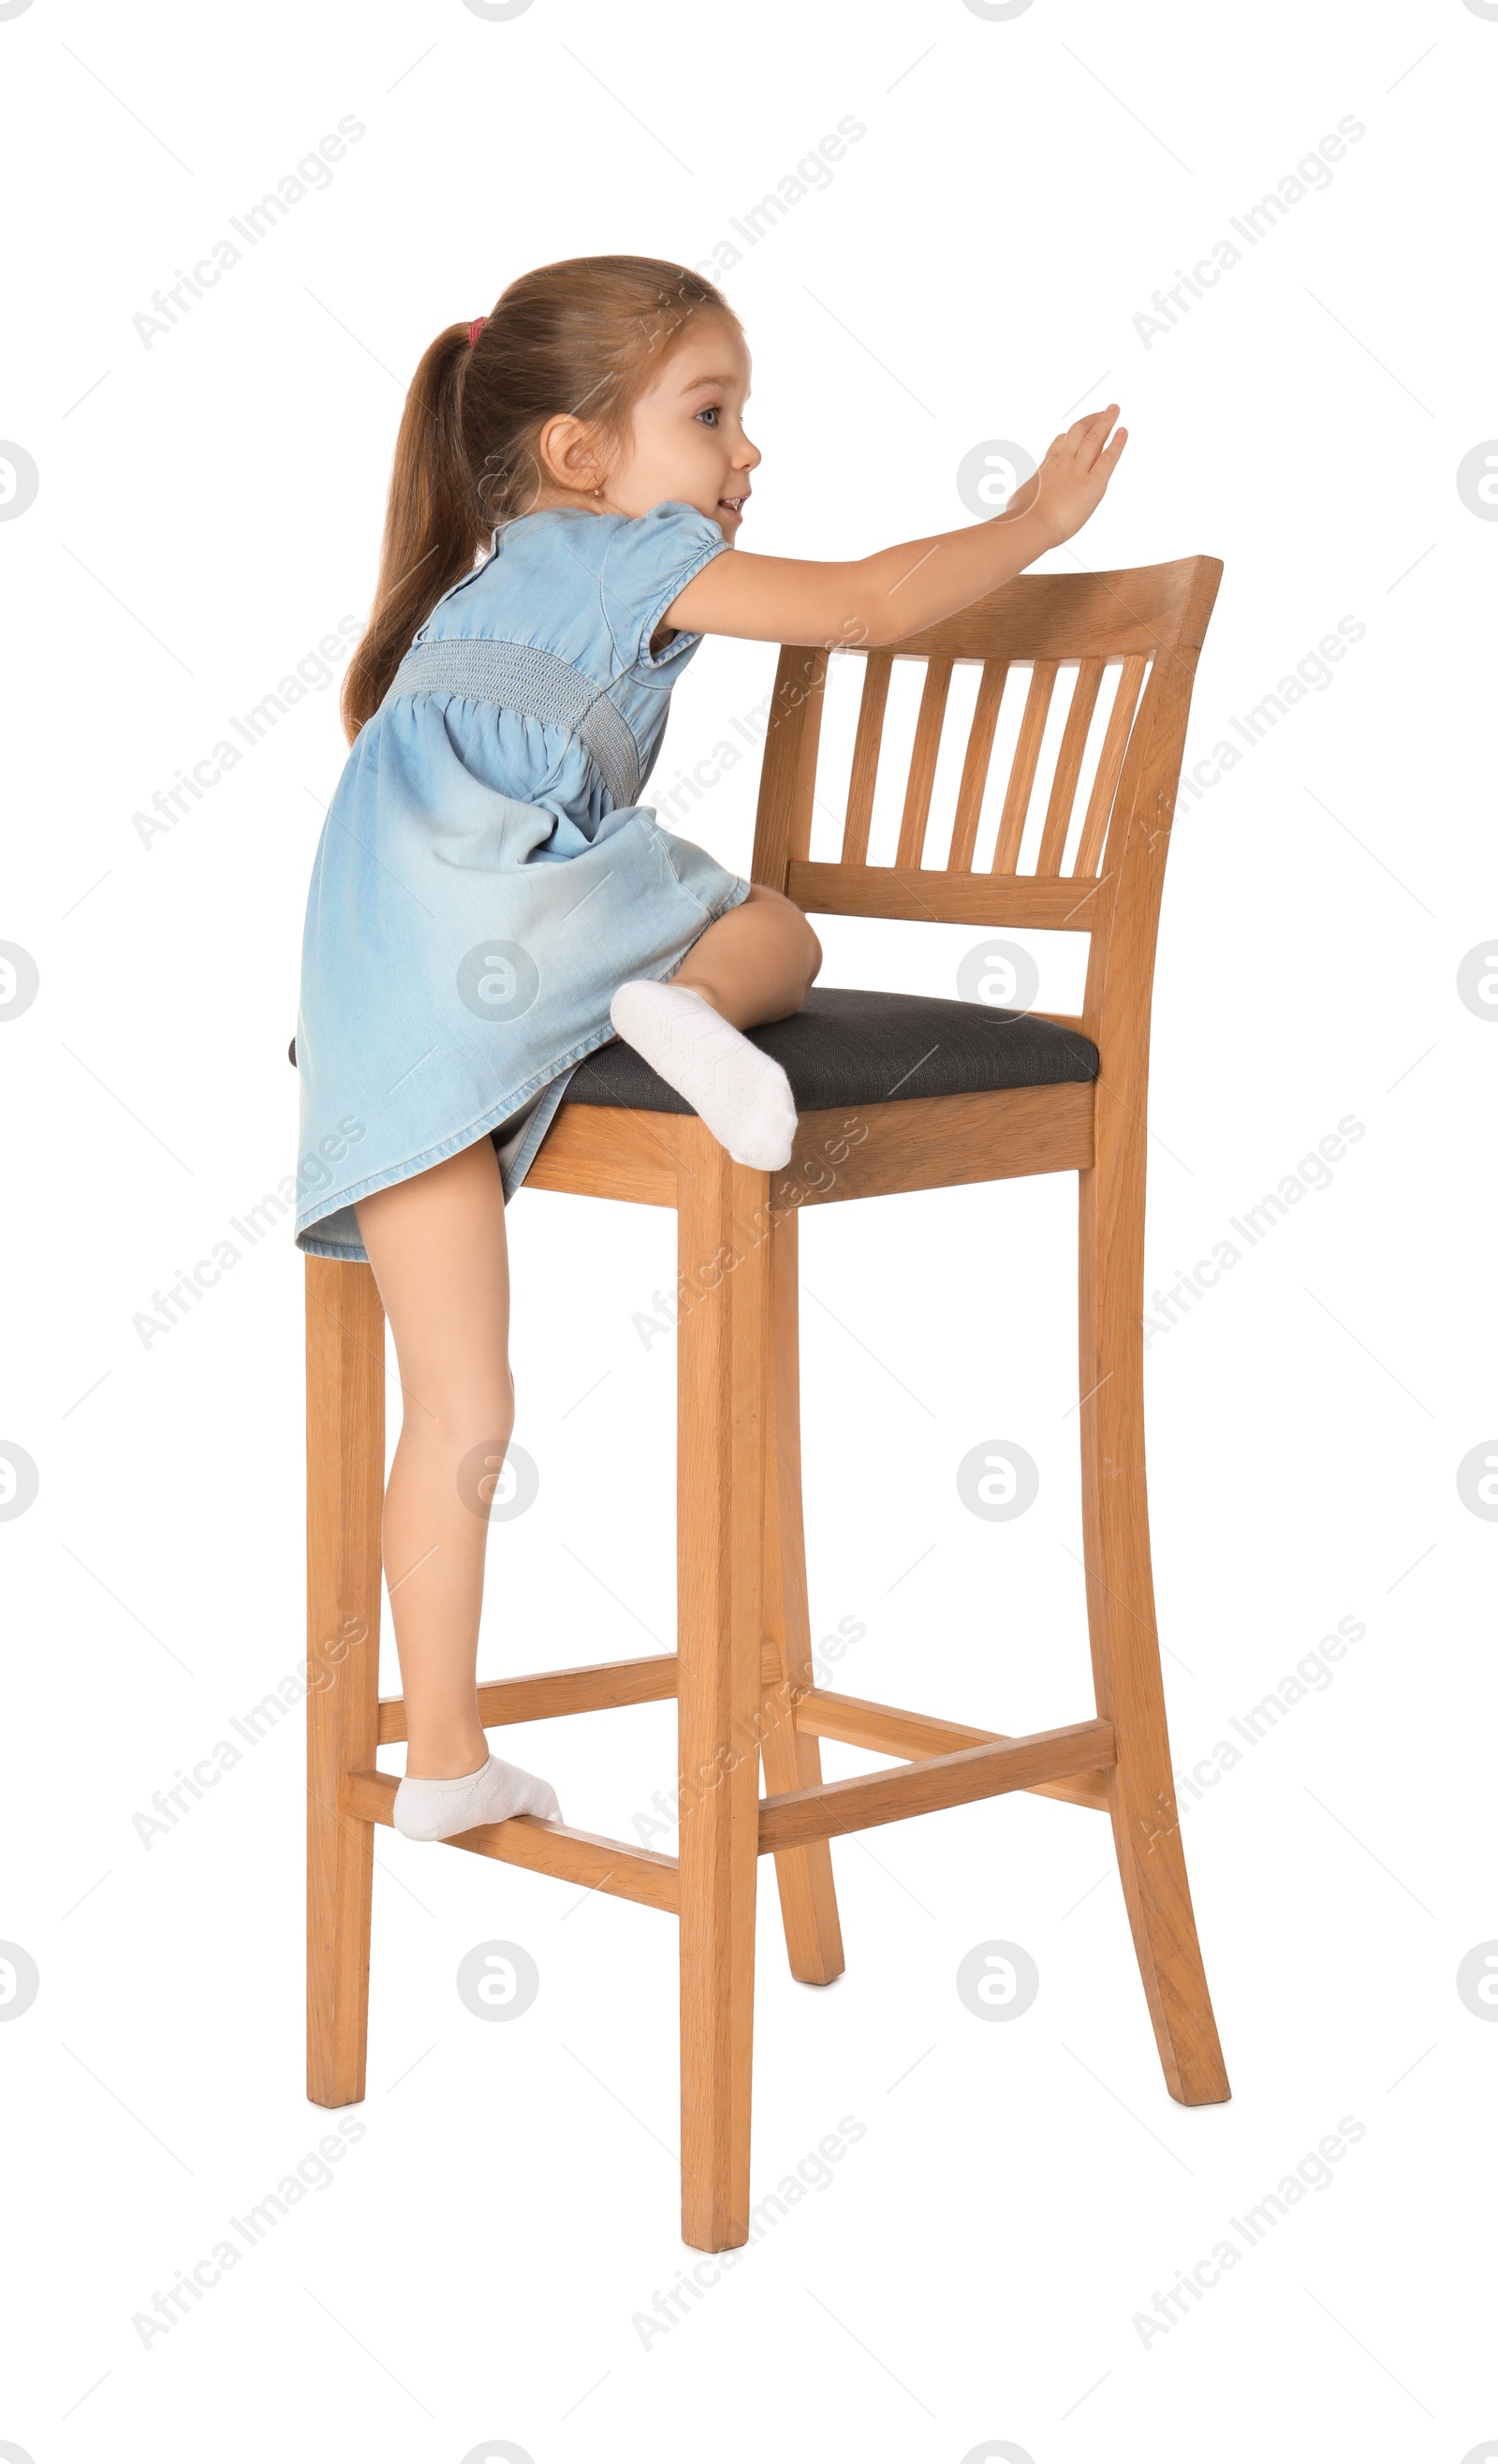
[293,501,749,1260]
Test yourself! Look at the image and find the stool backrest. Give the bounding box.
[750,554,1222,1061]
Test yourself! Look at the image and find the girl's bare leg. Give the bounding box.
[355,889,816,1769]
[608,884,822,1169]
[671,881,822,1025]
[354,1137,515,1780]
[349,890,815,1791]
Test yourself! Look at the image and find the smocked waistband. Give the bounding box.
[383,637,642,810]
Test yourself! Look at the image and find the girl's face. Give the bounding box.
[550,313,760,542]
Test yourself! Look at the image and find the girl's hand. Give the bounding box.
[666,402,1129,650]
[1005,406,1127,547]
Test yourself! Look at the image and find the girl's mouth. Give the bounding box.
[717,495,746,524]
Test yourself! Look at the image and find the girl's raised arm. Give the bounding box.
[667,406,1127,649]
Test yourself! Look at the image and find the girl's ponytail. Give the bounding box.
[340,257,737,744]
[340,320,485,743]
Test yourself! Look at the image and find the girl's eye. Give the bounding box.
[696,406,719,426]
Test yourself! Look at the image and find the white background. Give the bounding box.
[2,0,1494,2457]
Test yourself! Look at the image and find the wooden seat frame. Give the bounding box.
[306,554,1231,2251]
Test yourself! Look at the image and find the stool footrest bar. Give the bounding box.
[757,1718,1116,1852]
[344,1770,680,1912]
[794,1689,1110,1813]
[376,1653,679,1745]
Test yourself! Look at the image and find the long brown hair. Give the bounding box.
[340,255,737,742]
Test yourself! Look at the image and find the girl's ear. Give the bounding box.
[537,412,609,497]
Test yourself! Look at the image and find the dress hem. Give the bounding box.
[294,872,752,1262]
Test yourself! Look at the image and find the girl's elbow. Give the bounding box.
[833,600,901,651]
[823,564,902,651]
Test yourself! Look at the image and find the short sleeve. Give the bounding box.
[597,500,728,673]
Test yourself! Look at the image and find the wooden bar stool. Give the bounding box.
[306,553,1231,2250]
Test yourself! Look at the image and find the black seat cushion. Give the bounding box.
[561,987,1097,1114]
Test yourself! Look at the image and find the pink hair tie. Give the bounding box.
[468,316,487,347]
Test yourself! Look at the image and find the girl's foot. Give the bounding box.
[609,980,798,1169]
[393,1753,563,1842]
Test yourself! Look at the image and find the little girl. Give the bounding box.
[294,254,1124,1843]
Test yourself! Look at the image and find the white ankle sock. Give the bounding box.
[609,980,798,1169]
[392,1754,563,1843]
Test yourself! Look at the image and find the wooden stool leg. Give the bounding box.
[1078,1161,1230,2106]
[676,1132,764,2250]
[305,1257,385,2109]
[759,1209,845,1985]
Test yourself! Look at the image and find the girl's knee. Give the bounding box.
[405,1368,514,1454]
[783,904,821,999]
[756,884,821,989]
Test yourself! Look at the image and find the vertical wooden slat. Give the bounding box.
[784,649,829,864]
[1035,659,1105,876]
[759,1207,844,1985]
[1072,656,1147,878]
[893,656,953,868]
[676,1129,765,2250]
[306,1258,384,2109]
[991,661,1058,873]
[841,652,892,864]
[947,659,1008,872]
[750,646,829,888]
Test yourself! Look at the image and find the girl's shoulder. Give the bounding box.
[418,501,728,672]
[495,500,727,600]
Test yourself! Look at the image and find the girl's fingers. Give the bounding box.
[1059,406,1123,474]
[1037,407,1126,509]
[1069,404,1119,447]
